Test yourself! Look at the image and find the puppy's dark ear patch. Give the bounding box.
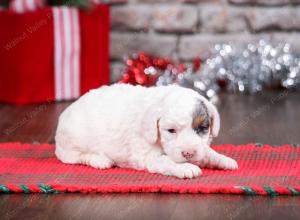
[192,116,205,129]
[192,100,210,135]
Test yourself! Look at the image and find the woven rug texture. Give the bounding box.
[0,143,299,195]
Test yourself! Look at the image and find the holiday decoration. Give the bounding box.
[198,40,300,95]
[119,52,173,86]
[119,40,300,102]
[119,52,200,86]
[0,3,109,104]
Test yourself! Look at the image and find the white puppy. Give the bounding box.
[55,84,238,178]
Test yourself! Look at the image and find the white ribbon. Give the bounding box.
[53,7,81,100]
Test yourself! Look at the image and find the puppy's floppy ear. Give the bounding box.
[200,98,220,137]
[141,105,162,144]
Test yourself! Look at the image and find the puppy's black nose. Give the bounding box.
[181,150,196,159]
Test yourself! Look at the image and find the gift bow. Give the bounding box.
[9,0,82,100]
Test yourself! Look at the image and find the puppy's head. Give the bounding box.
[141,85,220,163]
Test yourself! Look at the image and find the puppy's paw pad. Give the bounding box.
[174,163,202,179]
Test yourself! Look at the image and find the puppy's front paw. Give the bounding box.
[222,157,238,170]
[172,163,202,179]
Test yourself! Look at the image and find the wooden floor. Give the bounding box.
[1,91,300,220]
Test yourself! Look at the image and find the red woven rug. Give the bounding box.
[1,143,300,195]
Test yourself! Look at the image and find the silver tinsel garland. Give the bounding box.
[156,40,300,102]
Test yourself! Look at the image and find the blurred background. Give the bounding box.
[109,0,300,82]
[1,0,300,103]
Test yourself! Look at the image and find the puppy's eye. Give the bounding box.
[167,129,176,134]
[195,126,209,134]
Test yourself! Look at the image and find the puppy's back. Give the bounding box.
[56,84,150,147]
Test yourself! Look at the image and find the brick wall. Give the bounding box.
[109,0,300,82]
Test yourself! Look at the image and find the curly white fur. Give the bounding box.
[55,84,238,178]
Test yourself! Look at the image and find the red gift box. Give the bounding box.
[0,5,109,104]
